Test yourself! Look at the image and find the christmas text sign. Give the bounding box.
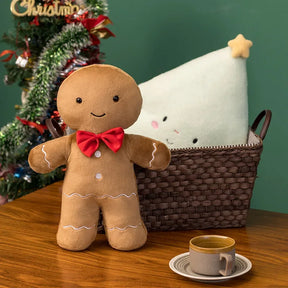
[11,0,80,17]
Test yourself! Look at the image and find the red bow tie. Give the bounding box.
[76,127,124,157]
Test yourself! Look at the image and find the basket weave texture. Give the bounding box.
[135,135,263,232]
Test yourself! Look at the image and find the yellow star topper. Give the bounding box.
[228,34,253,58]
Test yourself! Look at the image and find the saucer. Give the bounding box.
[169,252,252,283]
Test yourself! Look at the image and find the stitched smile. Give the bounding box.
[91,112,106,118]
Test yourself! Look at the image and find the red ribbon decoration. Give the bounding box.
[76,127,124,157]
[16,116,47,135]
[65,13,115,45]
[30,16,40,26]
[0,50,17,62]
[81,15,115,45]
[1,37,30,63]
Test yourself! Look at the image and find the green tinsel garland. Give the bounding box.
[21,24,91,121]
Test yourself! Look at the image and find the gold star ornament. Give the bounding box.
[228,34,253,58]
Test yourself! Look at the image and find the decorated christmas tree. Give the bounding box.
[0,0,114,203]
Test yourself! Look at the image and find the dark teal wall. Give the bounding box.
[0,1,21,128]
[0,0,287,213]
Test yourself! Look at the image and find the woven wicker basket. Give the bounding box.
[135,110,272,231]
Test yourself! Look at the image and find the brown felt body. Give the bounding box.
[29,64,170,251]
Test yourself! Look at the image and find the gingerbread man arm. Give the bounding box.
[125,134,171,170]
[28,134,72,174]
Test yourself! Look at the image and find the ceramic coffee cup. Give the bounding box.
[189,235,235,276]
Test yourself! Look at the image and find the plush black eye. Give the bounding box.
[76,97,82,104]
[113,95,119,102]
[193,138,198,144]
[163,116,167,122]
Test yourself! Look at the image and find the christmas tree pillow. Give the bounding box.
[127,34,253,149]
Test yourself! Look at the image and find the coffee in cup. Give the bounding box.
[189,235,235,276]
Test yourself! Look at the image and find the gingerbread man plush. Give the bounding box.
[28,64,171,251]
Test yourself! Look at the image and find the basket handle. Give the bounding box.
[251,110,272,140]
[45,118,64,138]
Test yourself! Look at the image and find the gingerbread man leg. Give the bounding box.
[100,194,147,251]
[57,186,99,251]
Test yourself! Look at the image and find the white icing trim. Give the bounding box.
[149,142,157,168]
[63,224,95,231]
[64,192,95,199]
[64,192,137,199]
[97,193,137,199]
[41,145,51,169]
[107,223,142,231]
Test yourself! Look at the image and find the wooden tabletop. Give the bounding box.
[0,181,287,288]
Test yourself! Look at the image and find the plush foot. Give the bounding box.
[105,221,147,251]
[56,224,97,251]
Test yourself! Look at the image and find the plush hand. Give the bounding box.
[126,134,170,170]
[29,136,70,174]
